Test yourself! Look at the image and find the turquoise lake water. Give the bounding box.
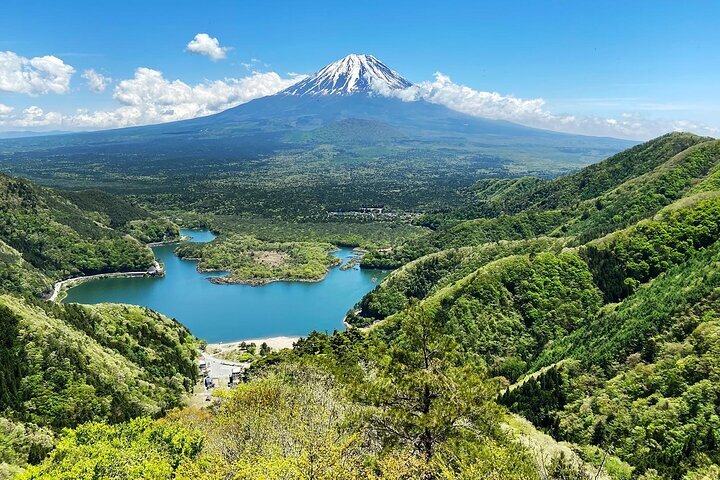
[63,230,386,342]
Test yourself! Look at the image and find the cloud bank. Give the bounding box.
[185,33,230,61]
[11,106,63,127]
[17,67,303,129]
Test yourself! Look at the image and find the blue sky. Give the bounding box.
[1,0,718,139]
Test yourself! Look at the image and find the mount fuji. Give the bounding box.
[0,54,634,181]
[168,54,630,152]
[282,54,412,96]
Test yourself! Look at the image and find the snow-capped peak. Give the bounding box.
[282,54,412,96]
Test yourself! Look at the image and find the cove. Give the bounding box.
[63,229,387,342]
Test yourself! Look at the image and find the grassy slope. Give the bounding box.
[537,236,720,370]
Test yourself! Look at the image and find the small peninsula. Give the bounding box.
[174,234,341,285]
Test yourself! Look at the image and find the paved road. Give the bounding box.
[198,351,249,388]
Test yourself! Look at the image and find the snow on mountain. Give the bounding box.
[282,54,412,96]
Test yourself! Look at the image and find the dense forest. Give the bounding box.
[1,132,720,478]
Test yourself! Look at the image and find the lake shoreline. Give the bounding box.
[63,229,387,342]
[45,260,163,302]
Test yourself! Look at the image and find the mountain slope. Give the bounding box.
[0,295,196,430]
[0,239,52,295]
[0,175,154,283]
[0,172,184,300]
[0,175,193,476]
[365,133,720,268]
[491,132,711,213]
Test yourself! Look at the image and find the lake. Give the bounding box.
[63,229,387,342]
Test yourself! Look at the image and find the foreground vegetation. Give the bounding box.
[18,321,602,480]
[0,296,197,476]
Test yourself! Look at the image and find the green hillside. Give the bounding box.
[0,239,51,296]
[0,173,196,477]
[0,296,197,474]
[0,175,142,278]
[498,132,711,213]
[353,132,720,478]
[60,189,180,243]
[353,237,567,325]
[0,175,181,292]
[363,133,720,267]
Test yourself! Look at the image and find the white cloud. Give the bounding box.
[82,69,112,93]
[0,51,75,95]
[0,65,716,141]
[185,33,230,61]
[374,72,719,140]
[374,72,552,123]
[1,67,302,129]
[240,58,258,69]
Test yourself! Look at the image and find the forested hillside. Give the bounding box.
[5,132,720,479]
[351,132,720,478]
[363,133,718,268]
[0,176,181,295]
[0,174,195,478]
[0,297,197,477]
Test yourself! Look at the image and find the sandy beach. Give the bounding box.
[207,335,300,353]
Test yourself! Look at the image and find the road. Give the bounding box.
[198,350,249,388]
